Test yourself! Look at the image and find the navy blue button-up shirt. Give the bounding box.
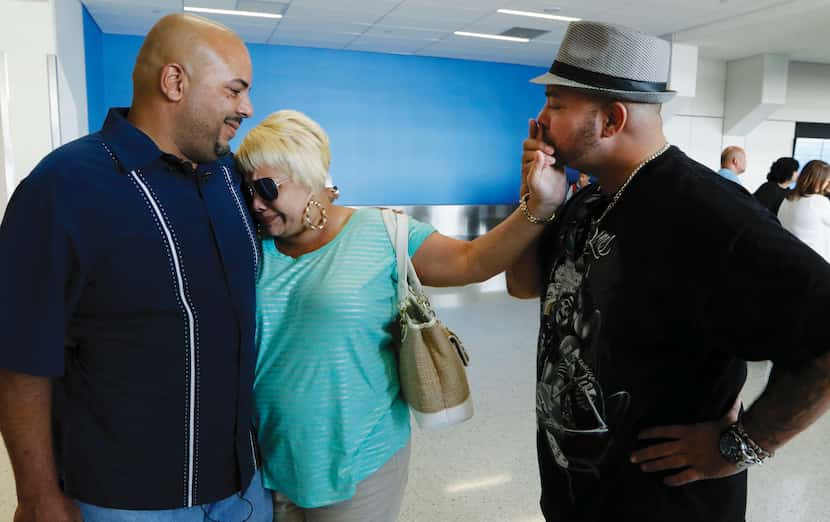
[0,108,260,509]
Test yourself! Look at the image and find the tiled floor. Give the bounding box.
[0,277,828,521]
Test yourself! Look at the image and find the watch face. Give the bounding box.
[719,431,741,463]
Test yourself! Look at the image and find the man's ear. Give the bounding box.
[601,101,628,138]
[159,63,187,102]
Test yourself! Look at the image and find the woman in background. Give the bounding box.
[753,157,799,215]
[777,159,830,262]
[237,110,564,522]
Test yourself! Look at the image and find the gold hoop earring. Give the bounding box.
[303,199,328,231]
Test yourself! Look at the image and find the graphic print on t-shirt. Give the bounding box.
[537,192,631,503]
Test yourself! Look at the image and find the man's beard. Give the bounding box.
[214,140,231,157]
[214,116,242,157]
[554,113,599,169]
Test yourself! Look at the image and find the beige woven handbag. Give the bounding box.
[381,209,474,430]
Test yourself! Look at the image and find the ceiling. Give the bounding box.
[82,0,830,67]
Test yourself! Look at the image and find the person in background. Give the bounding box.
[565,171,592,200]
[717,146,746,185]
[236,109,566,522]
[753,157,799,215]
[777,159,830,262]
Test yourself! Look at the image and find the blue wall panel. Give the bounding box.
[82,6,104,134]
[86,33,551,205]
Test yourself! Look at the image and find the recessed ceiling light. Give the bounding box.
[454,31,529,43]
[497,9,581,22]
[184,7,283,19]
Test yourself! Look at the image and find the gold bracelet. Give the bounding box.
[520,193,556,224]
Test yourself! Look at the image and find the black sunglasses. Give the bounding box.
[246,177,287,202]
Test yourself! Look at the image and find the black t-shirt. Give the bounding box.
[753,181,790,216]
[535,146,830,522]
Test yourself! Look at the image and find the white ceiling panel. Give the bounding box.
[193,13,279,43]
[479,12,576,32]
[436,32,537,48]
[403,0,507,9]
[274,18,370,34]
[532,27,570,44]
[283,1,400,22]
[347,35,438,54]
[420,31,559,67]
[81,0,830,66]
[84,3,181,35]
[364,24,446,41]
[423,37,534,61]
[503,0,614,16]
[277,5,382,26]
[614,0,793,35]
[421,47,544,68]
[236,0,288,15]
[673,0,830,63]
[182,0,238,9]
[83,0,180,9]
[522,45,559,67]
[92,17,161,37]
[269,31,357,49]
[380,4,490,32]
[462,13,570,44]
[289,0,399,7]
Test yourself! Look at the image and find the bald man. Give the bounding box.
[0,14,272,521]
[718,145,747,185]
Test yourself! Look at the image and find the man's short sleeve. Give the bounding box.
[0,173,86,376]
[705,220,830,369]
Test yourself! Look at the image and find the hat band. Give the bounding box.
[550,61,667,93]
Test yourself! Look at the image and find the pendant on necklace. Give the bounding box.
[584,222,616,260]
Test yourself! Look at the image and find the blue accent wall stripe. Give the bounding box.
[83,32,550,205]
[82,6,104,135]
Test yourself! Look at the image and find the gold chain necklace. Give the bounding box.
[583,143,670,259]
[593,143,671,226]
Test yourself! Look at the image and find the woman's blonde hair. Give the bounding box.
[236,110,331,194]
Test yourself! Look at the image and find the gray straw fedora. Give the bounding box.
[531,21,676,104]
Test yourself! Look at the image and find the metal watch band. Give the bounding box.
[724,422,772,468]
[733,421,774,461]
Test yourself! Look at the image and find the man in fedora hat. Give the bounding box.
[507,21,830,521]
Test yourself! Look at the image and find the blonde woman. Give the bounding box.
[777,159,830,263]
[237,110,565,522]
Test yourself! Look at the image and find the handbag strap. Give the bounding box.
[381,209,425,307]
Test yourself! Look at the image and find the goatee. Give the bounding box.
[214,142,231,157]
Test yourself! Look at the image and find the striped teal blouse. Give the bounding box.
[253,208,435,507]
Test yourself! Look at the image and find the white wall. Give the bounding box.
[0,0,87,218]
[663,58,727,173]
[53,0,88,144]
[0,51,11,219]
[0,0,57,203]
[0,1,55,508]
[664,56,829,193]
[773,62,830,123]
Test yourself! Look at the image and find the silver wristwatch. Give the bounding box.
[718,421,773,470]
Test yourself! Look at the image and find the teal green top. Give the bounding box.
[253,208,436,508]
